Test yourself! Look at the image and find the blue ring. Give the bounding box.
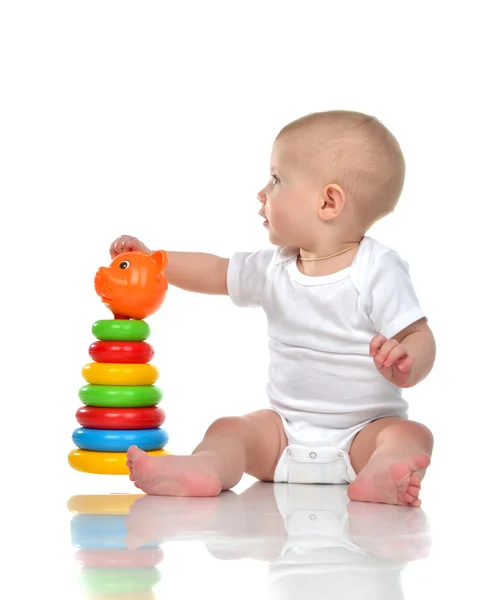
[71,515,159,549]
[72,427,169,452]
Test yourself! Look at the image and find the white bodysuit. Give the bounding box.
[227,236,427,484]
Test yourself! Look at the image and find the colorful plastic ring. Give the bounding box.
[82,363,159,386]
[92,319,150,342]
[79,385,162,407]
[71,515,159,550]
[77,589,155,600]
[89,341,154,364]
[79,567,161,595]
[72,427,169,452]
[68,494,144,515]
[68,448,169,475]
[76,406,166,430]
[74,548,164,568]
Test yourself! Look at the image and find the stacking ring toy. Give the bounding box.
[76,406,166,429]
[79,567,161,595]
[92,319,150,342]
[82,363,159,386]
[68,448,169,474]
[71,514,159,550]
[74,548,164,568]
[78,591,156,600]
[89,341,154,364]
[72,427,169,452]
[68,494,144,515]
[79,385,162,407]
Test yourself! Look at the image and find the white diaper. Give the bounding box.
[274,444,357,484]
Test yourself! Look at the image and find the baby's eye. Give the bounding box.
[271,174,280,185]
[119,260,131,270]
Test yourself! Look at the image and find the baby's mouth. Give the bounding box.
[259,211,269,226]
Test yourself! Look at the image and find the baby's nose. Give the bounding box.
[257,191,266,203]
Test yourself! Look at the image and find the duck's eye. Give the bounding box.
[119,260,130,270]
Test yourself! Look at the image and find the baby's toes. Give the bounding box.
[408,482,420,496]
[405,491,418,503]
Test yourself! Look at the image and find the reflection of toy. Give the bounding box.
[68,494,163,598]
[94,251,168,320]
[68,250,170,476]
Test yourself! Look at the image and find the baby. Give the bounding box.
[110,110,436,507]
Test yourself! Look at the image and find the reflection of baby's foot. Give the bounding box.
[126,494,230,549]
[347,501,431,561]
[126,446,222,497]
[347,453,430,507]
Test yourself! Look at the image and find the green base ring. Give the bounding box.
[79,384,163,407]
[92,319,151,341]
[79,566,161,595]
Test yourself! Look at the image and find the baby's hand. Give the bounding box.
[110,235,151,259]
[369,335,415,388]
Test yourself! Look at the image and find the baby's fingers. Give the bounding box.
[396,355,416,372]
[110,235,148,258]
[383,344,408,368]
[370,334,387,357]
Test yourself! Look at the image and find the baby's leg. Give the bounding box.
[347,417,434,507]
[126,409,287,497]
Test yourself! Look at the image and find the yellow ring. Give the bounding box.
[82,593,156,600]
[68,448,169,475]
[82,363,159,386]
[67,494,144,514]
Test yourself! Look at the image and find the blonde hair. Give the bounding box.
[276,110,405,229]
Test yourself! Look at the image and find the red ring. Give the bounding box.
[89,341,154,364]
[75,547,164,568]
[76,406,166,430]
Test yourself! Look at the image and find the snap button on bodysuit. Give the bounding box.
[309,452,317,459]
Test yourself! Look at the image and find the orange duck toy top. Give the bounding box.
[94,250,168,320]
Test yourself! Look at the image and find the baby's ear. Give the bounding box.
[151,250,168,274]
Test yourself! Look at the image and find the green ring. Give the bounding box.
[79,385,163,407]
[79,567,161,595]
[92,319,151,341]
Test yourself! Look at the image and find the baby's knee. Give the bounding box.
[408,421,434,449]
[383,420,434,450]
[205,416,245,435]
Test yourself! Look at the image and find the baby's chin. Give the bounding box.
[268,229,299,249]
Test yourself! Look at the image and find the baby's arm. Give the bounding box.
[162,251,229,295]
[110,234,229,295]
[392,319,436,387]
[371,318,436,388]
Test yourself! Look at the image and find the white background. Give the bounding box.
[0,1,480,597]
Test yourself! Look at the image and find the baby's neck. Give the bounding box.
[296,245,360,277]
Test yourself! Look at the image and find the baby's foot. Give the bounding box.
[347,453,431,507]
[126,446,223,497]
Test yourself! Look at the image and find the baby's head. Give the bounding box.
[258,110,405,249]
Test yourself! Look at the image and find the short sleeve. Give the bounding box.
[227,249,276,307]
[360,251,427,339]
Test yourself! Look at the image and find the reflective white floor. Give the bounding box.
[8,467,475,600]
